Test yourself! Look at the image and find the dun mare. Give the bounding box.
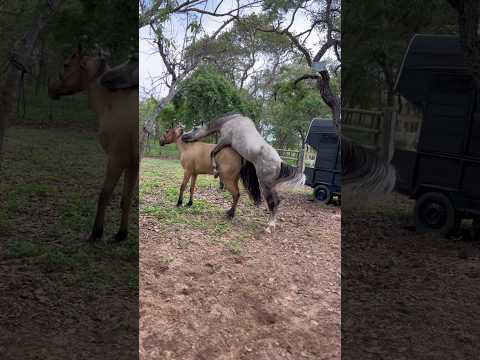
[160,126,261,218]
[182,113,305,233]
[48,46,138,242]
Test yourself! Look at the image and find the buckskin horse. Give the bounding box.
[48,46,138,242]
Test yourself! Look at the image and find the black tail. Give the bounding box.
[240,161,262,206]
[276,162,306,187]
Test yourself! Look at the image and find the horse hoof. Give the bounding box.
[87,228,103,243]
[226,209,235,218]
[265,224,276,234]
[176,202,183,207]
[113,231,128,242]
[186,201,193,207]
[86,234,102,243]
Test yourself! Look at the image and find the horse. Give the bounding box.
[181,113,305,233]
[48,46,138,243]
[160,126,261,218]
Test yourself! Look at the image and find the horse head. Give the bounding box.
[160,126,183,146]
[181,123,208,142]
[48,45,108,100]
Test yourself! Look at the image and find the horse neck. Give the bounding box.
[174,136,187,153]
[86,80,110,116]
[85,64,110,116]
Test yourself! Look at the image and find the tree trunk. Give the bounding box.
[316,72,341,131]
[448,0,480,88]
[140,87,176,159]
[0,0,64,166]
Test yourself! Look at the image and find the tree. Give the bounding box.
[342,0,456,108]
[138,0,258,157]
[265,64,330,149]
[0,0,64,166]
[173,65,260,128]
[447,0,480,88]
[257,0,341,130]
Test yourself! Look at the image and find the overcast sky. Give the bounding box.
[139,0,327,100]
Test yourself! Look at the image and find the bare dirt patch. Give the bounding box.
[139,158,341,360]
[342,193,480,359]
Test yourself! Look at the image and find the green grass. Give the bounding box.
[139,157,293,252]
[0,126,138,290]
[140,158,237,239]
[16,85,97,129]
[144,142,179,158]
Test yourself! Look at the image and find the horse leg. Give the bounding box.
[177,172,191,207]
[224,176,240,218]
[264,187,281,234]
[210,142,231,178]
[187,174,197,207]
[88,157,124,242]
[114,162,139,242]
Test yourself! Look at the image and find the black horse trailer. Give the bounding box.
[304,118,341,203]
[392,34,480,235]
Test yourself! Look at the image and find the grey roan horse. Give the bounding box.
[182,113,305,233]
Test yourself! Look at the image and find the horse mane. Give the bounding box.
[99,57,138,90]
[341,136,396,195]
[208,112,243,130]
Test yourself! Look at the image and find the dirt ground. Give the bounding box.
[139,158,341,360]
[342,193,480,359]
[0,127,138,360]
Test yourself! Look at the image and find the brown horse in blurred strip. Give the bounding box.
[48,46,138,243]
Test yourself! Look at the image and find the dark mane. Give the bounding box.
[208,112,243,130]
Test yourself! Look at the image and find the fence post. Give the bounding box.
[382,108,395,162]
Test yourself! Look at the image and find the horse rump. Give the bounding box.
[276,162,306,187]
[240,160,262,205]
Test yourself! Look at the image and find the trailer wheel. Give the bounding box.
[314,185,332,204]
[415,192,459,236]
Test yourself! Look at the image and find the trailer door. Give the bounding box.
[419,74,475,155]
[468,92,480,157]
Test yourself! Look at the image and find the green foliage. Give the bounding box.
[342,0,457,108]
[46,0,138,61]
[173,66,260,128]
[265,64,329,148]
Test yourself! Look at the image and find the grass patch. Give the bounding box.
[6,240,45,259]
[1,126,138,291]
[141,157,264,247]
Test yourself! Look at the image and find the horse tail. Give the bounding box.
[342,137,396,194]
[275,162,306,188]
[341,137,396,207]
[240,160,262,206]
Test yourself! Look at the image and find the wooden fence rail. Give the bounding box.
[342,107,395,161]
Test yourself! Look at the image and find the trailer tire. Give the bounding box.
[415,192,459,236]
[314,184,332,204]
